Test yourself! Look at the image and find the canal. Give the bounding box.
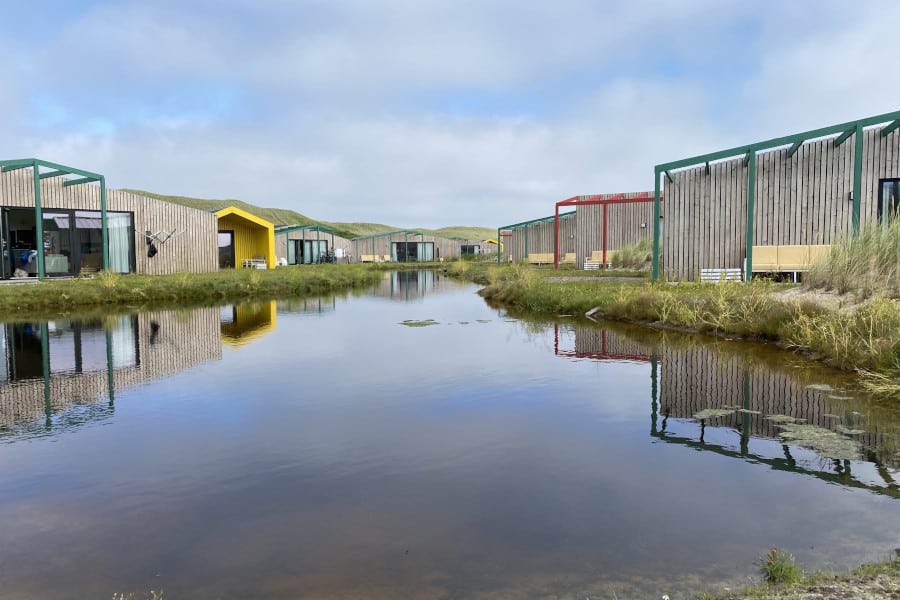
[1,270,898,599]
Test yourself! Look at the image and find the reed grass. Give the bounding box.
[610,238,653,271]
[805,218,900,299]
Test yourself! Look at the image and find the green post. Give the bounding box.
[41,322,51,423]
[316,227,320,263]
[106,327,115,407]
[852,124,863,236]
[745,149,756,283]
[32,161,46,280]
[650,351,659,435]
[741,369,750,455]
[101,176,109,271]
[651,167,661,282]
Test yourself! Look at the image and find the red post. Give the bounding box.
[602,203,608,268]
[554,203,560,269]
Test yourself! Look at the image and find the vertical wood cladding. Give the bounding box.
[0,169,218,274]
[662,126,900,281]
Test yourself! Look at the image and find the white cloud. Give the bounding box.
[1,0,898,228]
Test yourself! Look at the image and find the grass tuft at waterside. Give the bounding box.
[806,218,900,299]
[464,264,900,389]
[0,264,398,318]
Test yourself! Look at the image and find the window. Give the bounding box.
[879,179,900,227]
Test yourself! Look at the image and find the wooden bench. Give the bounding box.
[584,250,613,270]
[561,252,576,264]
[527,253,555,265]
[360,254,376,263]
[750,245,831,281]
[700,268,742,283]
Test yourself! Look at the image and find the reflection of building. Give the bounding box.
[277,296,337,315]
[220,302,276,348]
[371,270,442,301]
[553,322,899,496]
[0,308,221,435]
[554,323,650,362]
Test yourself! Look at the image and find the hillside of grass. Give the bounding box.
[124,190,494,241]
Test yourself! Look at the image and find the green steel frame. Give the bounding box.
[351,230,424,262]
[496,212,576,264]
[0,158,108,280]
[651,110,900,282]
[275,224,336,261]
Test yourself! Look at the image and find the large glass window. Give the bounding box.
[42,212,72,275]
[880,179,900,227]
[75,211,104,273]
[107,213,133,273]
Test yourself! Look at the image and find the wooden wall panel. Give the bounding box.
[0,169,218,274]
[662,125,900,281]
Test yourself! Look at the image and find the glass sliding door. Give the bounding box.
[418,242,434,261]
[75,211,104,273]
[107,213,133,273]
[287,240,297,265]
[42,211,73,276]
[0,208,9,279]
[218,231,235,269]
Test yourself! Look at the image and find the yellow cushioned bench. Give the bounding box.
[527,253,555,265]
[561,252,576,264]
[751,245,831,272]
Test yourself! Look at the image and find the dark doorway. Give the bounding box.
[218,231,235,269]
[879,179,900,227]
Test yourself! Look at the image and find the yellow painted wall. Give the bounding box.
[216,209,275,269]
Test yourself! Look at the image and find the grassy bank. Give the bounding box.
[701,550,900,599]
[0,264,401,319]
[454,262,900,393]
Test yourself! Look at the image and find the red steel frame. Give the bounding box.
[553,192,664,269]
[553,323,650,362]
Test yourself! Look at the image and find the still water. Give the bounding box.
[0,271,898,599]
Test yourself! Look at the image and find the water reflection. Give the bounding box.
[220,302,276,348]
[554,321,900,498]
[0,309,221,439]
[371,269,444,301]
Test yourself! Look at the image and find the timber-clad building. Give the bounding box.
[653,111,900,282]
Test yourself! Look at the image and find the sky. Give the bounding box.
[2,0,899,228]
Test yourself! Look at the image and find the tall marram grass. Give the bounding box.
[611,238,652,270]
[805,218,900,298]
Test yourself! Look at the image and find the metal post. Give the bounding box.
[496,228,501,264]
[33,161,46,280]
[101,176,109,271]
[741,369,750,455]
[41,322,51,424]
[745,149,757,283]
[524,224,528,262]
[602,203,609,268]
[553,205,560,269]
[106,327,115,407]
[852,124,863,236]
[316,227,320,264]
[651,168,661,282]
[650,351,658,435]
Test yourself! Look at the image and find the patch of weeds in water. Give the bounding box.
[476,319,491,323]
[694,408,735,420]
[399,319,440,327]
[766,414,801,423]
[777,423,861,460]
[805,383,834,392]
[458,321,470,325]
[762,547,804,585]
[835,426,865,435]
[737,408,762,415]
[827,395,854,400]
